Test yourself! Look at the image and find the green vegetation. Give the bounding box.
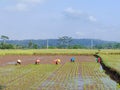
[0,49,120,56]
[94,43,120,49]
[0,49,120,89]
[0,64,60,90]
[0,62,117,90]
[0,49,98,56]
[58,36,72,49]
[100,55,120,73]
[1,35,120,49]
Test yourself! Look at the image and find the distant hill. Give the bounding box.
[2,39,116,48]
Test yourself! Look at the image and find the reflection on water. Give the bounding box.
[6,61,16,65]
[83,73,119,89]
[39,76,84,90]
[101,77,117,90]
[73,77,84,90]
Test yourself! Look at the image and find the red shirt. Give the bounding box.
[98,57,101,63]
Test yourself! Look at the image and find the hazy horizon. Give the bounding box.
[1,38,117,43]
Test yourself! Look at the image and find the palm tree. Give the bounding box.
[58,36,72,48]
[1,35,9,44]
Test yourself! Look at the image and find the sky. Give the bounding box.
[0,0,120,41]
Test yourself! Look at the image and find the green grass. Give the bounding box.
[0,57,118,89]
[1,49,120,56]
[0,64,60,90]
[0,49,98,55]
[100,55,120,73]
[0,49,120,89]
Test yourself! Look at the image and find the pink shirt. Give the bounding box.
[36,59,40,62]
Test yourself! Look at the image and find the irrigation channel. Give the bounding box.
[0,55,119,90]
[94,54,120,89]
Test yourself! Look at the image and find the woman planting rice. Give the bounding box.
[35,58,40,64]
[70,57,75,62]
[17,59,21,65]
[54,58,61,65]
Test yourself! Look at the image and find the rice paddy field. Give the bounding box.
[0,49,97,55]
[100,55,120,74]
[0,49,120,90]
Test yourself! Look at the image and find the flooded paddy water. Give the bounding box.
[0,55,119,90]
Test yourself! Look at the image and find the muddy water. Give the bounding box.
[39,76,84,90]
[0,55,95,66]
[100,77,117,90]
[6,61,16,65]
[74,76,84,90]
[37,62,84,90]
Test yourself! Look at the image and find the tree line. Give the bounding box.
[0,35,120,49]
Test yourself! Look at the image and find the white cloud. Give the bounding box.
[75,32,85,37]
[5,3,28,11]
[89,16,97,22]
[3,0,46,11]
[20,0,44,4]
[15,3,28,11]
[64,7,97,22]
[64,7,83,18]
[64,7,81,14]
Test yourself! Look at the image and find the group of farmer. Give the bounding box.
[16,57,76,65]
[16,55,102,65]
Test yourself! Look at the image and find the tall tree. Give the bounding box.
[0,35,9,44]
[58,36,72,48]
[33,44,38,49]
[28,40,33,48]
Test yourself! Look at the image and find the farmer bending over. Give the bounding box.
[97,57,101,63]
[54,59,61,65]
[35,58,40,64]
[70,57,75,62]
[17,59,21,65]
